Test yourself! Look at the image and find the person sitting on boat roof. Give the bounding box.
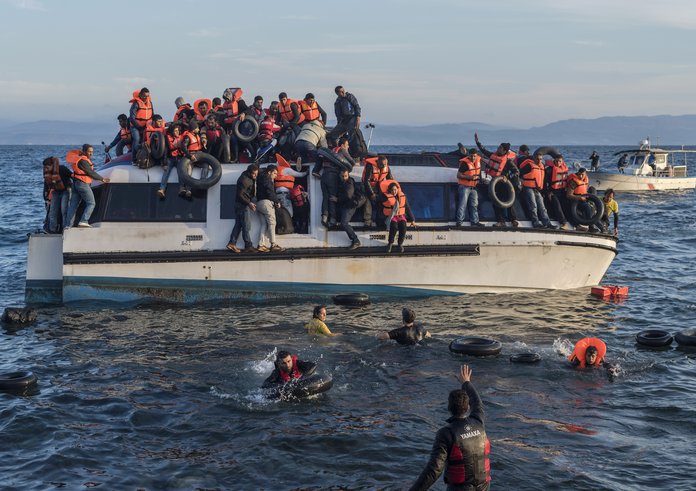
[544,154,570,230]
[600,189,619,236]
[338,169,369,250]
[262,350,317,388]
[617,153,628,174]
[158,123,183,200]
[378,180,416,253]
[173,97,194,125]
[519,153,556,229]
[377,307,431,345]
[295,119,328,168]
[362,154,392,228]
[255,165,285,253]
[128,87,153,157]
[455,148,481,228]
[314,137,355,228]
[220,88,247,163]
[202,113,223,157]
[65,144,111,228]
[474,133,520,228]
[192,98,213,123]
[305,305,340,337]
[568,337,617,377]
[299,93,327,127]
[144,114,167,165]
[274,155,307,218]
[240,95,266,159]
[590,150,601,172]
[565,167,590,231]
[277,92,304,137]
[212,97,223,112]
[105,114,132,157]
[178,120,204,200]
[226,164,259,253]
[329,85,361,147]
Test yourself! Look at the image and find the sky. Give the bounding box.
[1,0,696,128]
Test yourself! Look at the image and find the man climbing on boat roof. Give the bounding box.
[105,114,132,157]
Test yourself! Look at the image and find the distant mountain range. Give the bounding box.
[1,115,695,146]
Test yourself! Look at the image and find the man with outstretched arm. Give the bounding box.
[410,365,491,491]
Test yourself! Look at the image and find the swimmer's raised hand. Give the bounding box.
[457,364,472,383]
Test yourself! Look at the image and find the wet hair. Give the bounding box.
[212,97,221,106]
[277,350,292,362]
[377,155,388,163]
[254,95,263,103]
[305,93,315,100]
[448,389,470,417]
[519,144,529,153]
[117,113,128,121]
[335,85,344,95]
[82,144,93,153]
[313,305,326,318]
[402,307,416,324]
[278,92,287,100]
[585,346,598,360]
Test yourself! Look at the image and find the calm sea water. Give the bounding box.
[1,144,695,490]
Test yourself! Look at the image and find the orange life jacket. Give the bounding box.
[67,149,94,184]
[567,173,588,195]
[362,159,389,186]
[167,134,183,157]
[43,159,66,192]
[119,126,132,143]
[193,98,213,122]
[182,131,202,153]
[278,99,305,124]
[299,100,321,122]
[129,91,152,128]
[548,160,569,190]
[380,180,407,217]
[568,338,606,368]
[145,122,167,145]
[521,159,545,190]
[274,156,295,190]
[486,153,508,177]
[173,103,192,122]
[457,156,480,187]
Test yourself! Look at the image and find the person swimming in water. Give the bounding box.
[304,305,340,337]
[262,351,317,388]
[377,307,431,345]
[568,337,617,377]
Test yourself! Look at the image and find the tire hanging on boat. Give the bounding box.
[264,373,334,399]
[332,293,370,307]
[635,329,673,347]
[488,176,515,209]
[449,337,502,356]
[177,153,223,190]
[0,371,37,392]
[149,132,166,160]
[234,118,260,142]
[569,194,604,226]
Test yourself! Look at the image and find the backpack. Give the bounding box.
[134,144,154,169]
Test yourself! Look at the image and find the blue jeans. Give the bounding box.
[47,188,71,233]
[66,180,96,226]
[130,125,142,156]
[456,185,479,224]
[159,157,179,191]
[522,187,550,226]
[340,196,366,243]
[229,205,253,248]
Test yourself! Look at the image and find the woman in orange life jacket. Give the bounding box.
[568,337,618,378]
[157,123,184,200]
[565,167,591,231]
[410,365,491,491]
[455,148,481,227]
[128,87,152,157]
[43,156,73,233]
[543,154,570,229]
[65,144,111,228]
[105,114,132,156]
[378,180,416,253]
[178,120,204,199]
[519,153,556,229]
[474,133,520,227]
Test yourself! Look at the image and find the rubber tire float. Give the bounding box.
[488,177,515,209]
[149,131,166,160]
[234,118,259,142]
[569,194,605,226]
[532,146,562,159]
[509,353,541,363]
[449,337,502,356]
[636,329,673,347]
[265,373,334,400]
[0,371,37,392]
[177,153,223,190]
[333,293,370,307]
[675,329,696,347]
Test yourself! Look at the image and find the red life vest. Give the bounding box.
[43,158,65,192]
[457,156,480,187]
[521,159,544,190]
[167,134,183,157]
[548,160,569,190]
[299,100,321,122]
[129,91,152,128]
[173,103,192,123]
[278,355,302,382]
[182,131,202,153]
[445,435,491,485]
[567,173,588,195]
[279,99,305,124]
[290,185,306,207]
[67,149,94,184]
[486,153,508,177]
[193,98,213,122]
[568,337,606,368]
[260,119,281,141]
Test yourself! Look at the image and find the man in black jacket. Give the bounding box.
[329,85,361,145]
[255,165,284,252]
[262,350,317,388]
[227,164,259,253]
[337,169,368,249]
[410,365,491,491]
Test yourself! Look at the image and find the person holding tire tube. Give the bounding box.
[565,167,591,231]
[315,137,355,228]
[568,337,618,378]
[178,120,204,199]
[519,154,556,229]
[544,155,570,230]
[144,114,167,167]
[262,350,317,388]
[475,133,519,227]
[600,189,619,236]
[377,308,430,345]
[410,365,490,491]
[241,96,266,159]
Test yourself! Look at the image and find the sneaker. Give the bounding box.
[178,189,187,197]
[386,244,393,253]
[471,222,482,227]
[493,221,506,228]
[157,189,165,199]
[270,244,284,252]
[533,222,544,228]
[560,222,570,230]
[321,216,329,228]
[348,241,361,250]
[545,223,558,230]
[398,245,405,253]
[256,245,270,252]
[226,243,241,253]
[511,220,519,228]
[77,222,91,228]
[185,190,192,200]
[242,246,258,253]
[575,225,589,232]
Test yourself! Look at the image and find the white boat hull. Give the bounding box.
[589,172,696,192]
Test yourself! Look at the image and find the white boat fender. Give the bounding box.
[234,118,260,142]
[177,152,223,190]
[635,329,673,348]
[449,337,502,356]
[569,194,604,226]
[488,176,515,209]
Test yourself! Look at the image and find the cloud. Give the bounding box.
[8,0,46,10]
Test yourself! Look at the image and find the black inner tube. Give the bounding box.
[177,152,222,190]
[675,329,696,347]
[234,118,260,142]
[488,177,515,209]
[570,194,604,226]
[449,337,502,356]
[510,353,541,363]
[0,371,38,391]
[636,329,673,347]
[333,293,370,306]
[149,132,166,160]
[265,373,333,400]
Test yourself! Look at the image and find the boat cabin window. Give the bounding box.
[220,185,236,220]
[400,183,448,221]
[95,184,206,222]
